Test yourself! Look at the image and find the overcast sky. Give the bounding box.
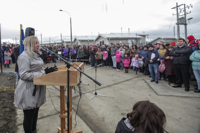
[1,0,200,44]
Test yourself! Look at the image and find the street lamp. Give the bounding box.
[36,30,42,46]
[59,9,73,46]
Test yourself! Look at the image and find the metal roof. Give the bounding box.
[74,36,96,41]
[95,33,144,41]
[149,37,177,44]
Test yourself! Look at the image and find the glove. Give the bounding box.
[45,66,58,74]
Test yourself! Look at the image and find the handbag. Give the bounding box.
[159,61,166,73]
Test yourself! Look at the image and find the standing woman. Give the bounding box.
[190,46,200,93]
[164,46,176,85]
[158,44,167,80]
[14,36,46,133]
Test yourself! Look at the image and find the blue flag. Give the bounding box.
[20,29,25,54]
[18,29,25,81]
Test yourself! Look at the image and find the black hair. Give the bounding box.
[179,38,186,43]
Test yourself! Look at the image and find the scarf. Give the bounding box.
[158,49,166,57]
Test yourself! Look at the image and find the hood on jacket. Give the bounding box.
[116,50,119,54]
[170,42,176,46]
[187,35,195,44]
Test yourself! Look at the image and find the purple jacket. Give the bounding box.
[131,58,142,68]
[70,49,77,56]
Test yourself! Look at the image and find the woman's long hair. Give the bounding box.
[23,36,38,59]
[127,101,168,133]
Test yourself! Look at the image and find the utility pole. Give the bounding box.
[60,33,62,43]
[173,26,175,37]
[172,3,192,41]
[184,4,187,41]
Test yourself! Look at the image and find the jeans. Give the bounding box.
[133,66,138,74]
[111,56,116,68]
[148,63,159,81]
[23,108,39,133]
[144,65,149,74]
[193,70,200,90]
[120,61,123,69]
[52,56,57,63]
[91,60,95,67]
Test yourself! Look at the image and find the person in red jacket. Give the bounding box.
[123,53,130,73]
[187,35,199,51]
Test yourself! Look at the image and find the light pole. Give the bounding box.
[36,30,42,46]
[59,9,72,46]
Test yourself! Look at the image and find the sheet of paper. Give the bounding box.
[151,53,155,60]
[58,51,62,54]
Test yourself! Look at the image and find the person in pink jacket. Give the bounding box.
[123,53,130,73]
[116,50,122,71]
[131,54,142,75]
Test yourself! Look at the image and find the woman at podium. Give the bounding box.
[14,36,46,133]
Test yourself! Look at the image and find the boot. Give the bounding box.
[185,87,190,92]
[7,64,10,68]
[32,130,36,133]
[4,64,6,68]
[127,69,129,73]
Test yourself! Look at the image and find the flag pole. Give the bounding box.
[20,24,22,46]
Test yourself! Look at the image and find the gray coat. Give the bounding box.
[111,47,118,56]
[14,48,46,110]
[4,52,12,60]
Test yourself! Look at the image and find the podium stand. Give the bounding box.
[33,62,83,133]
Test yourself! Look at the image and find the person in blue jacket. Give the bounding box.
[145,44,159,83]
[190,45,200,93]
[140,45,149,75]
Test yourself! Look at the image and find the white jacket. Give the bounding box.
[14,48,46,110]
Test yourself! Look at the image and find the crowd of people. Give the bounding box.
[37,35,200,93]
[1,35,200,94]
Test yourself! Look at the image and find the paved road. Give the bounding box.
[4,62,200,133]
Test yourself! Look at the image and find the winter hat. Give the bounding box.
[148,44,154,48]
[165,44,170,46]
[154,44,157,48]
[170,42,176,46]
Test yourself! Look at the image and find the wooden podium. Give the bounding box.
[33,62,83,133]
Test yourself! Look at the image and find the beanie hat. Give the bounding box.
[170,42,176,46]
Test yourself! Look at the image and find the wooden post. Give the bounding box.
[60,86,66,133]
[69,86,73,133]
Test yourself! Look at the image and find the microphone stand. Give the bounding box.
[42,48,101,132]
[89,60,106,101]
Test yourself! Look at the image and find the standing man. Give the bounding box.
[110,43,118,69]
[145,44,159,83]
[170,38,193,91]
[77,46,85,62]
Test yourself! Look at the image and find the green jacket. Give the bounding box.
[96,51,102,60]
[78,49,85,58]
[190,50,200,70]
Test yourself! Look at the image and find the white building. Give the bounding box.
[73,36,96,46]
[94,33,148,46]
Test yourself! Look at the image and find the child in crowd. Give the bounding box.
[4,49,11,68]
[119,46,125,70]
[123,53,130,73]
[131,54,142,75]
[116,50,122,71]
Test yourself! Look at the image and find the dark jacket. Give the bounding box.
[115,118,134,133]
[14,46,20,72]
[145,49,159,64]
[78,48,85,58]
[164,52,175,75]
[90,50,96,61]
[170,45,193,64]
